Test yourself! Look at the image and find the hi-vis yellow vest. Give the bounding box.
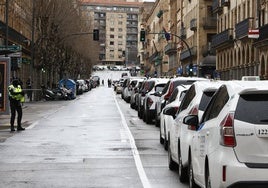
[8,85,25,103]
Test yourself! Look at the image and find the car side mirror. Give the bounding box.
[163,107,177,119]
[183,115,199,131]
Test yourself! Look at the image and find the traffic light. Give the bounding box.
[189,63,193,76]
[164,32,171,41]
[140,30,146,42]
[93,29,99,41]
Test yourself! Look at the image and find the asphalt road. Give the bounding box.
[0,70,188,188]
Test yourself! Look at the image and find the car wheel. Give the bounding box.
[160,130,164,144]
[189,157,198,188]
[164,125,168,151]
[205,163,211,188]
[168,137,178,170]
[130,102,135,109]
[138,105,141,119]
[155,115,160,127]
[142,108,146,122]
[145,110,152,124]
[178,146,188,182]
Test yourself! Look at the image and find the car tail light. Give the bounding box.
[187,105,199,130]
[147,97,153,108]
[190,105,198,115]
[164,82,174,100]
[220,112,236,147]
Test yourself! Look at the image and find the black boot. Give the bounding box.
[17,126,25,131]
[11,125,15,132]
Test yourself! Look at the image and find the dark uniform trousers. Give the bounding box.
[9,98,22,130]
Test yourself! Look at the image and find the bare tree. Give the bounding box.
[34,0,93,88]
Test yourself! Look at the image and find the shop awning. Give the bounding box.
[200,55,216,67]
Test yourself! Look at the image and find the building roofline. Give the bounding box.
[79,0,143,7]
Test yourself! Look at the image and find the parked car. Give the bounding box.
[155,77,209,127]
[182,80,268,188]
[143,78,169,124]
[122,77,146,103]
[130,79,144,109]
[76,80,85,95]
[91,75,100,87]
[159,84,190,150]
[167,81,223,183]
[137,79,155,119]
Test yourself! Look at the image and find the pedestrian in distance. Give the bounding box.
[26,77,33,101]
[8,79,25,132]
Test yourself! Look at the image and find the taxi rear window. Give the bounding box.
[235,94,268,124]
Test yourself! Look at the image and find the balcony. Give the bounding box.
[164,42,177,55]
[149,51,161,63]
[235,18,254,39]
[211,29,233,48]
[180,27,186,39]
[221,0,230,7]
[202,43,216,57]
[212,0,223,14]
[203,17,217,29]
[254,23,268,47]
[190,19,197,31]
[180,46,197,61]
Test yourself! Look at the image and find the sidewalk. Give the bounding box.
[0,99,70,142]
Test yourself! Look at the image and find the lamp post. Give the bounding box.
[5,0,9,52]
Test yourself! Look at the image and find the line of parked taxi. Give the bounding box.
[114,76,268,188]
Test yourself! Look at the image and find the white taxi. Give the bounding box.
[183,81,268,188]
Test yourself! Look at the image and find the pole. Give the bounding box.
[148,32,193,76]
[5,0,9,57]
[31,0,36,100]
[31,0,35,74]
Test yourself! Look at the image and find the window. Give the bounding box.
[179,85,196,112]
[155,83,166,93]
[110,41,114,45]
[168,88,179,103]
[199,91,216,111]
[118,28,123,32]
[110,28,114,32]
[202,86,229,122]
[118,21,123,25]
[235,94,268,124]
[110,35,114,38]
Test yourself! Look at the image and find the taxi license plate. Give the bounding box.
[256,128,268,137]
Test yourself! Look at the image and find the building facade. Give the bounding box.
[212,0,263,80]
[0,0,32,80]
[141,0,217,78]
[142,0,268,80]
[79,0,142,66]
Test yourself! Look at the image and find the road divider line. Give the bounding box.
[114,94,151,188]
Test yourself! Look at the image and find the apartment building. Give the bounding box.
[79,0,142,66]
[179,0,217,78]
[142,0,217,78]
[140,0,170,77]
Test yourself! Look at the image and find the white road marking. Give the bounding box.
[114,94,151,188]
[26,121,39,130]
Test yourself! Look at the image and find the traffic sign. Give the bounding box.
[0,45,21,52]
[248,29,259,39]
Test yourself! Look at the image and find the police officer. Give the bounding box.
[8,79,25,131]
